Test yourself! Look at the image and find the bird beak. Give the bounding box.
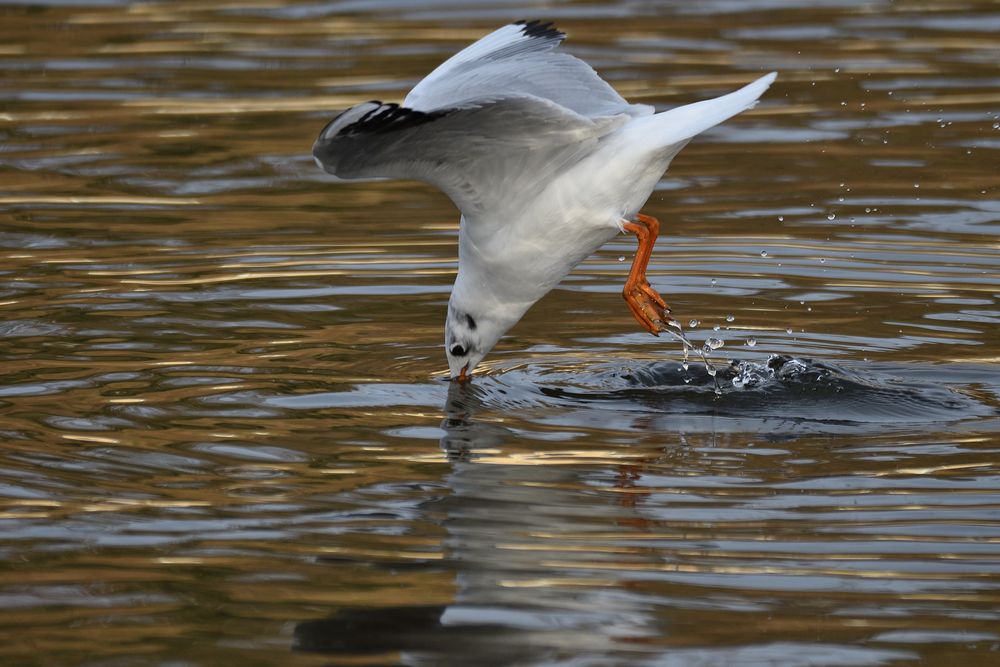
[457,364,470,383]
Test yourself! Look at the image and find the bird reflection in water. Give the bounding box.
[294,382,663,664]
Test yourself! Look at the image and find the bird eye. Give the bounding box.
[450,344,466,357]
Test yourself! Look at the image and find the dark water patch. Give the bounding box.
[474,356,997,434]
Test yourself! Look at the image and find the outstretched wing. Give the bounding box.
[313,94,627,221]
[403,20,651,119]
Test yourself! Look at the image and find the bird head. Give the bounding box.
[444,303,508,381]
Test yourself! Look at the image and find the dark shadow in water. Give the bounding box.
[499,355,998,435]
[293,605,535,665]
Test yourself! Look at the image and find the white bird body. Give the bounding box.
[313,21,776,379]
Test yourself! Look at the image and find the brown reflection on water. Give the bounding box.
[1,0,1000,665]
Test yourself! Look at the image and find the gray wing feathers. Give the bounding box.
[314,95,625,218]
[404,21,563,110]
[404,21,650,119]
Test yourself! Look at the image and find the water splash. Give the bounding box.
[658,319,721,393]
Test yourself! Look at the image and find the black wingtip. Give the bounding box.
[336,103,448,138]
[514,19,564,40]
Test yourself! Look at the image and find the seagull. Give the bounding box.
[313,20,776,381]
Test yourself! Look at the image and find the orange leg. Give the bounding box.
[621,213,671,335]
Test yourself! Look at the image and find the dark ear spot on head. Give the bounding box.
[465,314,476,330]
[450,344,466,357]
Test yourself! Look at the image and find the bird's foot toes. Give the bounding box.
[627,287,672,336]
[640,282,669,311]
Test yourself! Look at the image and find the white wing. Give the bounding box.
[404,20,652,119]
[313,95,627,220]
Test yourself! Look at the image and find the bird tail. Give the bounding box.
[633,72,777,146]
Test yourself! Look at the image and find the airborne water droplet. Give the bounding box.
[746,337,757,347]
[827,213,836,220]
[688,319,699,328]
[760,250,768,257]
[706,337,725,350]
[618,255,625,262]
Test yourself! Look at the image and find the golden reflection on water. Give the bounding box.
[1,0,999,664]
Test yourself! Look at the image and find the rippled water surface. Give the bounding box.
[2,1,999,665]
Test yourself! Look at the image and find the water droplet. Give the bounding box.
[760,250,768,257]
[820,258,826,264]
[838,196,844,202]
[710,278,717,286]
[706,337,725,350]
[913,183,920,189]
[713,325,721,331]
[707,367,718,377]
[688,319,699,328]
[865,207,872,213]
[834,67,840,73]
[786,328,793,334]
[618,255,625,262]
[777,215,784,222]
[746,337,757,347]
[726,314,735,323]
[681,361,689,371]
[827,213,836,220]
